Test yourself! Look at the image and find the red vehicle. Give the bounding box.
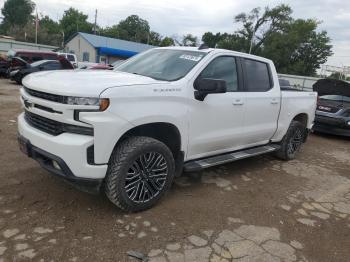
[7,49,58,63]
[6,49,59,77]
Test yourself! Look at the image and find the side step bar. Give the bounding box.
[184,144,280,172]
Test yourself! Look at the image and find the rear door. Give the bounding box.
[187,55,247,159]
[241,58,280,146]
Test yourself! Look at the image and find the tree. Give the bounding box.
[100,25,119,38]
[148,31,161,45]
[1,0,35,32]
[202,32,225,48]
[217,34,248,52]
[38,15,62,46]
[261,19,333,76]
[60,8,93,41]
[202,4,333,76]
[160,36,175,47]
[182,34,198,46]
[117,15,150,43]
[234,4,292,54]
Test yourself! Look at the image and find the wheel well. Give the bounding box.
[292,113,308,127]
[117,122,182,158]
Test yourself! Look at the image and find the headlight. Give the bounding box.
[66,96,99,106]
[66,97,110,111]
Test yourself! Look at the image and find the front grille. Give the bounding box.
[24,86,66,103]
[24,111,93,136]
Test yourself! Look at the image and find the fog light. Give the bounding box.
[52,160,61,170]
[347,121,350,126]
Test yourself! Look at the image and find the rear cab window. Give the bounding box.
[243,59,273,92]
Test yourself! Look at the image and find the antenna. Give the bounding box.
[35,8,38,44]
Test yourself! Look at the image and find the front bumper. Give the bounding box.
[313,123,350,137]
[18,113,108,187]
[313,115,350,137]
[18,135,103,194]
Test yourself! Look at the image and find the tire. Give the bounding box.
[275,121,305,161]
[14,74,23,85]
[105,136,175,212]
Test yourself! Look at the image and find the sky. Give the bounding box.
[1,0,350,68]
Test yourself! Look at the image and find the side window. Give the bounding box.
[244,59,271,92]
[67,55,75,62]
[32,56,42,62]
[19,56,30,62]
[198,56,238,92]
[43,62,61,70]
[83,52,90,62]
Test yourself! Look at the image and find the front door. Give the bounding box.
[187,55,246,160]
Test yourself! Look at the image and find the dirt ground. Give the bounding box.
[0,78,349,262]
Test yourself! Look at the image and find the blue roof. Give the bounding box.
[78,32,154,54]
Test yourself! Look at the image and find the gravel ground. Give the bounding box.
[0,78,349,262]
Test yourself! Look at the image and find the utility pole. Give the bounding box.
[94,9,97,35]
[35,9,39,44]
[61,31,65,48]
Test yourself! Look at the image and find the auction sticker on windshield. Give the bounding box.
[179,54,203,62]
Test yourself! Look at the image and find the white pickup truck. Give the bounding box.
[18,47,317,211]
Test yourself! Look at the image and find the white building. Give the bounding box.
[64,32,154,64]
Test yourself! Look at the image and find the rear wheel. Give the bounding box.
[275,121,305,160]
[105,136,175,212]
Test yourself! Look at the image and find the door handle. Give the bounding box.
[233,99,244,105]
[271,99,279,105]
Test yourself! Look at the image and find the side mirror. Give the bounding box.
[194,78,227,101]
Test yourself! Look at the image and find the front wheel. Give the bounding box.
[14,74,23,85]
[105,136,175,212]
[275,121,305,160]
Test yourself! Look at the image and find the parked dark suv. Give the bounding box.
[0,56,7,77]
[313,79,350,137]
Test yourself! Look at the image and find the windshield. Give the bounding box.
[320,95,350,103]
[112,60,124,67]
[115,49,206,81]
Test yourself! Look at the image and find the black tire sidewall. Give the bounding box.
[284,121,304,160]
[106,137,175,212]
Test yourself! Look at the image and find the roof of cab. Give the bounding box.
[155,46,273,63]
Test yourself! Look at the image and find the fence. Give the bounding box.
[277,74,320,92]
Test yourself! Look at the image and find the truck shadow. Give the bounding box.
[312,131,350,141]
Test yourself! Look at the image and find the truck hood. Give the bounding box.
[22,70,163,97]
